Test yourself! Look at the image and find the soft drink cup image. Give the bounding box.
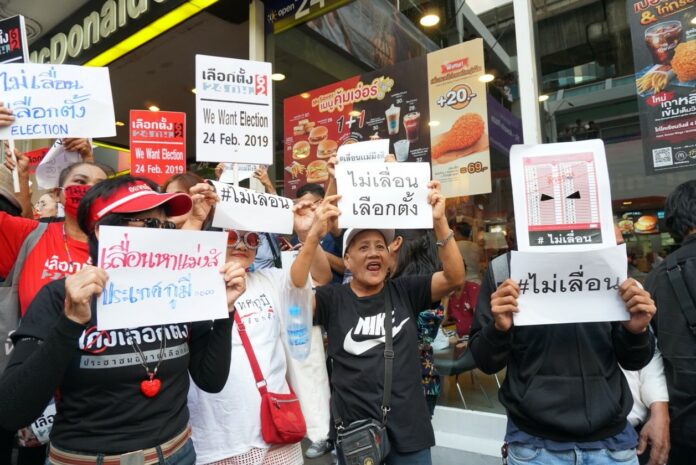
[394,139,410,161]
[403,112,420,142]
[385,104,401,135]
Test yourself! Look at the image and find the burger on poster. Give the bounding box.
[306,160,328,183]
[308,126,328,145]
[317,139,337,159]
[292,140,310,160]
[634,215,658,233]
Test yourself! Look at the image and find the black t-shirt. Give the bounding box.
[9,279,231,454]
[315,275,435,453]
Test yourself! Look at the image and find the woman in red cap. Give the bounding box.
[0,175,245,465]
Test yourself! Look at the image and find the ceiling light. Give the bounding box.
[538,95,549,102]
[428,121,440,127]
[115,121,125,126]
[692,17,696,24]
[271,73,286,81]
[420,14,440,27]
[191,88,196,94]
[148,105,160,112]
[622,201,633,205]
[300,92,310,99]
[479,74,495,83]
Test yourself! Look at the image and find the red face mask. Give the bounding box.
[63,184,91,218]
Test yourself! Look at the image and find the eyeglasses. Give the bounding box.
[227,230,261,250]
[121,217,177,229]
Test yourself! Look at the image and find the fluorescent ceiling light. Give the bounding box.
[420,14,440,27]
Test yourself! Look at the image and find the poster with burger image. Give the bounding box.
[283,49,431,197]
[283,39,489,198]
[627,1,696,175]
[618,211,660,235]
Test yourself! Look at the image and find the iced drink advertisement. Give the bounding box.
[627,1,696,174]
[283,39,491,198]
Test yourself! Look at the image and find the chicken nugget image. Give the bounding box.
[432,113,485,161]
[671,41,696,83]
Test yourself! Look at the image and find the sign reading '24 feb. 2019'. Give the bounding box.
[195,55,273,165]
[130,110,186,185]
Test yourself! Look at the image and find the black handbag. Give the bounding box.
[334,286,394,465]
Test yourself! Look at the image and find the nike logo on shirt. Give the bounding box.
[342,313,410,355]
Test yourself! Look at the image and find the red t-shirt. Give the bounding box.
[0,212,89,315]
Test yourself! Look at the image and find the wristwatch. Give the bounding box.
[436,230,454,247]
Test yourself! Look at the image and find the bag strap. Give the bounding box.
[332,283,395,428]
[665,251,696,337]
[3,222,48,288]
[264,233,282,269]
[233,311,268,395]
[381,285,394,424]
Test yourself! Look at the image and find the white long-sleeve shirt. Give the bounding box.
[622,348,669,427]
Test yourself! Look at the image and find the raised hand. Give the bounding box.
[307,194,341,242]
[64,266,109,324]
[427,180,445,221]
[490,279,519,332]
[188,182,219,224]
[0,102,14,127]
[2,144,28,176]
[62,138,93,161]
[220,261,246,310]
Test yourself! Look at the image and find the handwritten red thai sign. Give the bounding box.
[129,110,186,185]
[25,147,49,174]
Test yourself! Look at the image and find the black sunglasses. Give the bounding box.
[121,217,177,229]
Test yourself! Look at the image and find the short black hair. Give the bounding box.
[77,175,161,264]
[391,229,442,278]
[0,196,20,217]
[665,180,696,244]
[296,183,325,199]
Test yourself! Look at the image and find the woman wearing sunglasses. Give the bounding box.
[187,195,338,465]
[0,176,246,465]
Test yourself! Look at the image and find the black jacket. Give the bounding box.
[469,262,655,443]
[645,234,696,447]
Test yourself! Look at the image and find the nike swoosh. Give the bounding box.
[342,317,410,356]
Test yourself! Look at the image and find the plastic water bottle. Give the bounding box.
[286,305,310,361]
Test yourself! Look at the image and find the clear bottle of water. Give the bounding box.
[286,305,310,361]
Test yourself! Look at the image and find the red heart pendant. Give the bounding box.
[140,378,161,398]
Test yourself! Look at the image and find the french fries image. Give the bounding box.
[636,65,673,94]
[285,161,306,179]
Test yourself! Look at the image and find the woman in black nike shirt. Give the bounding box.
[301,180,465,465]
[0,176,246,465]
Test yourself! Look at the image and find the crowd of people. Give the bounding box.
[0,98,694,465]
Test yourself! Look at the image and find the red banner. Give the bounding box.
[25,147,49,174]
[130,110,186,185]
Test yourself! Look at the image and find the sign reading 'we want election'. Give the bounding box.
[96,227,229,331]
[0,64,115,139]
[210,180,294,234]
[195,55,273,165]
[130,110,186,185]
[336,162,432,229]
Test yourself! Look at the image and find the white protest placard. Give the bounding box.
[336,162,432,229]
[0,64,115,139]
[195,55,272,164]
[96,226,229,330]
[511,244,629,326]
[35,139,84,189]
[337,139,389,163]
[210,180,293,234]
[510,140,616,252]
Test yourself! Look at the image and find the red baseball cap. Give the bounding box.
[87,181,192,230]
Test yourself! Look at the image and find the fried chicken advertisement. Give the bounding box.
[431,113,488,164]
[671,41,696,82]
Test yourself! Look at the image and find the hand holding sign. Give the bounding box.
[491,279,520,332]
[183,182,219,229]
[427,180,446,221]
[619,279,656,334]
[2,143,27,176]
[0,102,14,126]
[221,261,246,310]
[64,265,109,325]
[62,138,93,161]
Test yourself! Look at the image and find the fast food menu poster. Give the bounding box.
[283,39,490,198]
[510,140,617,253]
[627,1,696,174]
[427,39,491,197]
[130,110,186,185]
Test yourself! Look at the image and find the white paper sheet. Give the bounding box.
[96,227,229,330]
[510,140,616,252]
[336,162,433,229]
[35,139,83,189]
[511,244,629,326]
